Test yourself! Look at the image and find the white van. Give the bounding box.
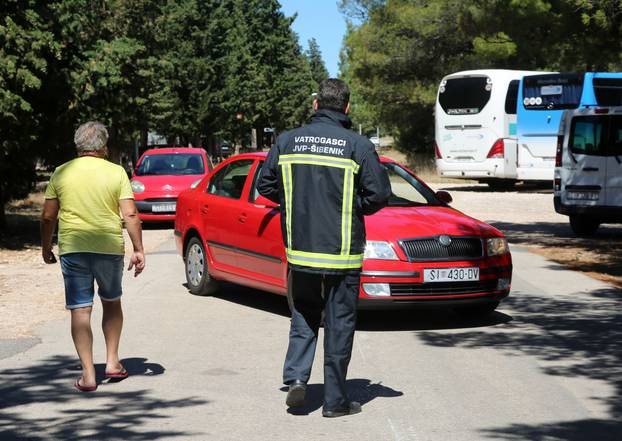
[435,69,542,189]
[554,106,622,235]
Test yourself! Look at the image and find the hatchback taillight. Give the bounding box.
[486,139,504,158]
[555,135,564,167]
[434,141,442,159]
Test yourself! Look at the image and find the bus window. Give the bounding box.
[438,77,491,115]
[594,78,622,106]
[570,116,605,156]
[504,80,520,114]
[523,73,584,110]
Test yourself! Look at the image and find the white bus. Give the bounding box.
[434,69,546,189]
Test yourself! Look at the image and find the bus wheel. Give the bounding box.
[569,215,600,236]
[486,179,515,191]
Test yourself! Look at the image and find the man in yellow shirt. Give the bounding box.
[41,121,145,392]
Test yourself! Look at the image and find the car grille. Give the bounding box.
[390,280,498,296]
[399,237,483,261]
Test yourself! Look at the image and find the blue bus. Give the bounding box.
[516,72,622,181]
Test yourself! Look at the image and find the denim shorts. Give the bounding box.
[60,253,124,309]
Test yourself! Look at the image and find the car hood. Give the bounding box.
[366,206,502,241]
[131,174,204,193]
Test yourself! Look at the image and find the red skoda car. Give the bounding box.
[174,153,512,315]
[131,147,212,221]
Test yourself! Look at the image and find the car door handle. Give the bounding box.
[201,204,209,214]
[582,167,599,172]
[238,213,247,223]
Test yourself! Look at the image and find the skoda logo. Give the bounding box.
[438,235,452,247]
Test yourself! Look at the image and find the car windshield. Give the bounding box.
[136,153,204,176]
[385,163,442,207]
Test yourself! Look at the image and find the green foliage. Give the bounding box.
[306,38,329,88]
[342,0,622,152]
[0,0,321,223]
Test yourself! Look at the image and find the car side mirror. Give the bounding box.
[254,195,279,209]
[436,190,452,204]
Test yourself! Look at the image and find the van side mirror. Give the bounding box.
[254,195,279,209]
[436,190,453,204]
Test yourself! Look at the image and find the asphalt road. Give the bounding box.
[1,239,620,441]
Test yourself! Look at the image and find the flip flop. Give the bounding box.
[74,377,97,392]
[105,367,129,379]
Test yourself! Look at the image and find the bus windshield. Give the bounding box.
[522,73,584,110]
[438,76,491,115]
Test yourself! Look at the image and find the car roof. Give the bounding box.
[230,151,395,163]
[142,147,206,155]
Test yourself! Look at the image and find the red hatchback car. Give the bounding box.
[174,152,512,315]
[131,147,212,221]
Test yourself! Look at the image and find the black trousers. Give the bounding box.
[283,269,360,410]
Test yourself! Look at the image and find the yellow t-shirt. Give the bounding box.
[44,156,134,255]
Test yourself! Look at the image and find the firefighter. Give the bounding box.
[257,78,391,418]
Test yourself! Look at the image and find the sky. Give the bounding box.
[279,1,348,77]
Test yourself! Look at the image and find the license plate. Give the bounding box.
[152,203,176,213]
[567,191,599,201]
[424,267,479,283]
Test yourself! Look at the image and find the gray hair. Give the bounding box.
[74,121,109,152]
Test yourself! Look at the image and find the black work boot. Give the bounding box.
[286,380,307,407]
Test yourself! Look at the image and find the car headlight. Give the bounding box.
[190,178,202,189]
[130,179,145,194]
[364,241,399,260]
[487,238,509,256]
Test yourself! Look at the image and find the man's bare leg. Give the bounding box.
[71,307,96,386]
[102,299,124,373]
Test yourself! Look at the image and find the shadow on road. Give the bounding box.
[437,182,553,194]
[0,355,207,440]
[357,309,512,332]
[202,283,512,331]
[281,378,403,415]
[490,221,622,283]
[417,288,622,441]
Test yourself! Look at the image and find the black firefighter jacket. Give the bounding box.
[257,109,391,274]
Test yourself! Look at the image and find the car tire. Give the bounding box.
[455,301,499,317]
[569,215,600,236]
[185,236,219,296]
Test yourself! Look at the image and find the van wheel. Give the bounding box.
[185,237,219,295]
[569,215,600,236]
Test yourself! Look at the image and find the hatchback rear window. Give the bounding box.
[570,117,606,155]
[523,73,584,110]
[136,154,205,176]
[439,77,491,115]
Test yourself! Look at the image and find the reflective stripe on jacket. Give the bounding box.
[257,109,391,274]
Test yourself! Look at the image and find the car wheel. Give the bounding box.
[185,236,219,296]
[569,215,600,236]
[455,301,499,317]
